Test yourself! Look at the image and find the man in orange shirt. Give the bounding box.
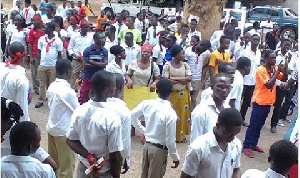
[242,50,287,158]
[208,35,231,83]
[95,10,108,32]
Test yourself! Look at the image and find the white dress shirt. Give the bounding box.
[1,63,29,121]
[238,48,261,86]
[1,155,55,178]
[41,15,53,24]
[185,46,202,81]
[112,22,127,39]
[57,5,69,18]
[131,98,180,161]
[188,30,202,43]
[38,35,63,67]
[152,43,166,66]
[242,168,286,178]
[210,30,223,42]
[107,97,131,166]
[105,60,126,79]
[66,100,123,172]
[145,25,164,47]
[134,18,143,35]
[23,6,35,25]
[182,131,241,178]
[46,78,79,136]
[191,96,229,143]
[104,37,118,62]
[121,43,141,66]
[227,70,244,110]
[68,31,94,57]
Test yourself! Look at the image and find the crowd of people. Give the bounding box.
[0,0,298,178]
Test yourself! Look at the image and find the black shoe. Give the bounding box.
[271,126,277,133]
[35,102,43,108]
[242,121,249,127]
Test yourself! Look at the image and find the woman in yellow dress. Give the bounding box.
[162,45,192,143]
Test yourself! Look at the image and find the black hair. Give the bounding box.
[263,49,274,58]
[91,70,115,92]
[109,25,116,32]
[46,22,55,31]
[31,4,38,11]
[224,23,232,28]
[253,21,260,28]
[236,57,251,70]
[218,62,233,73]
[156,78,173,98]
[281,38,291,46]
[220,35,230,43]
[269,140,298,170]
[181,23,189,29]
[113,73,124,91]
[231,19,238,24]
[25,0,31,4]
[201,39,211,48]
[1,97,23,123]
[93,31,105,40]
[136,12,142,17]
[56,59,72,75]
[217,108,242,126]
[10,121,39,154]
[251,34,260,39]
[190,18,197,23]
[126,16,135,21]
[9,41,25,55]
[212,73,230,85]
[159,30,169,51]
[110,45,124,56]
[171,45,183,57]
[46,4,54,11]
[14,14,27,28]
[125,32,134,38]
[53,16,63,29]
[191,35,200,42]
[152,13,159,19]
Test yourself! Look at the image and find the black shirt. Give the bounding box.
[265,32,277,50]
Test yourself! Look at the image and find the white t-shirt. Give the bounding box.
[226,70,244,110]
[152,43,166,66]
[121,43,141,66]
[8,28,29,47]
[185,46,202,81]
[242,168,286,178]
[38,35,63,67]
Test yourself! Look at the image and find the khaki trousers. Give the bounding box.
[142,143,168,178]
[48,134,75,178]
[70,60,83,88]
[191,80,201,110]
[38,66,56,101]
[30,57,40,91]
[77,162,113,178]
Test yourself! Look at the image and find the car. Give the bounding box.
[247,6,298,39]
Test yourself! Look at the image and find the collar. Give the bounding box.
[91,44,104,51]
[1,155,39,163]
[265,168,286,178]
[156,98,172,105]
[207,131,219,148]
[5,63,26,73]
[205,93,227,113]
[89,99,107,108]
[109,60,124,68]
[55,78,71,88]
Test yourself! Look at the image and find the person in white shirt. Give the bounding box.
[176,23,190,49]
[66,70,123,178]
[121,32,141,70]
[113,13,127,43]
[57,0,69,19]
[1,121,56,178]
[229,57,251,110]
[1,42,29,122]
[134,12,144,35]
[242,140,298,178]
[106,45,126,82]
[46,59,78,177]
[11,0,23,16]
[107,73,131,173]
[167,16,182,34]
[191,73,231,143]
[131,78,180,178]
[152,30,168,74]
[188,19,201,43]
[181,108,242,178]
[23,0,35,26]
[248,21,261,37]
[145,14,164,47]
[105,25,118,62]
[67,20,94,88]
[35,22,63,108]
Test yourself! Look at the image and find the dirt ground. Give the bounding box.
[2,0,297,177]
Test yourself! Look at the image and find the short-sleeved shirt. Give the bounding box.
[182,131,241,178]
[121,43,141,66]
[252,65,283,106]
[162,61,192,91]
[209,50,231,76]
[118,28,142,44]
[38,35,63,67]
[95,15,108,30]
[127,60,160,87]
[82,45,108,80]
[27,28,45,57]
[152,44,166,66]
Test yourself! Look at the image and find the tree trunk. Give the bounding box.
[183,0,227,39]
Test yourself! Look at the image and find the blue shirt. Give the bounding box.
[40,2,46,15]
[83,45,108,80]
[164,48,172,65]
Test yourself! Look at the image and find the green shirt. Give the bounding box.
[118,28,142,44]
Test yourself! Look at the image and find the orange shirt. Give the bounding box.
[95,15,108,30]
[208,50,231,76]
[252,65,283,105]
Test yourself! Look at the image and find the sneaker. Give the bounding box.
[35,102,43,108]
[251,146,264,153]
[277,120,285,127]
[242,148,255,158]
[270,126,277,133]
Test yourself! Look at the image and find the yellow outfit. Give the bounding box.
[209,49,231,76]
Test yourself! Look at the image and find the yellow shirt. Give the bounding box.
[82,4,90,16]
[208,49,231,75]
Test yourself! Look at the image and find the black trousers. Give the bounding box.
[240,85,255,121]
[270,86,286,127]
[280,84,296,120]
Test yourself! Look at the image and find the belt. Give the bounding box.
[146,141,168,150]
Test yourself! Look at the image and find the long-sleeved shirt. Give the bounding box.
[131,98,180,161]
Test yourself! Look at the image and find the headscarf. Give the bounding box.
[141,44,153,52]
